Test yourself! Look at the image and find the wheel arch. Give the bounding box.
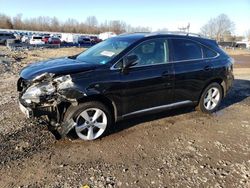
[77,95,118,122]
[199,78,226,100]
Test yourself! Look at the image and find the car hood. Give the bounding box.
[20,57,98,80]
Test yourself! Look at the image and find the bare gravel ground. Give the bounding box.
[0,47,249,188]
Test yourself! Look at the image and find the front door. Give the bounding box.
[120,38,174,115]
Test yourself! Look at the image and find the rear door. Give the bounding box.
[169,38,214,103]
[119,38,174,115]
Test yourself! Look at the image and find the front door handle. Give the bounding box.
[204,66,212,71]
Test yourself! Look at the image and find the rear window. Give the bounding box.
[202,46,217,58]
[172,39,202,61]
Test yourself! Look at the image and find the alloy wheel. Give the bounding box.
[204,87,220,110]
[75,108,107,140]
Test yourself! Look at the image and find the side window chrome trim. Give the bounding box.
[170,53,220,64]
[110,53,220,70]
[111,61,170,70]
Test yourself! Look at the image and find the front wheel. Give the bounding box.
[64,102,112,141]
[196,83,223,114]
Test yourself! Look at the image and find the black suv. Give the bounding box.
[18,32,234,140]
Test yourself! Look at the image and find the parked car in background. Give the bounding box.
[13,32,22,40]
[236,40,250,49]
[61,33,79,44]
[42,36,50,44]
[18,32,234,141]
[99,32,117,41]
[48,37,61,45]
[78,35,91,44]
[21,35,31,43]
[90,36,102,44]
[29,36,45,45]
[52,34,62,39]
[0,32,16,45]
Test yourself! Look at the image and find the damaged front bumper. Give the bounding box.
[18,97,56,119]
[17,73,86,136]
[19,101,32,118]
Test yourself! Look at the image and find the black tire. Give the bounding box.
[64,101,113,140]
[196,83,223,114]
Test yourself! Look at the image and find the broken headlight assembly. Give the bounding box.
[21,75,74,104]
[21,82,56,104]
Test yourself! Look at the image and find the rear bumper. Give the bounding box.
[224,73,234,96]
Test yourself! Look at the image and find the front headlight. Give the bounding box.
[21,82,56,103]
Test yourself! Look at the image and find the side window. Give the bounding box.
[202,46,217,58]
[128,39,169,66]
[171,39,202,61]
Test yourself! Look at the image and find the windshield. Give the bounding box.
[76,37,135,64]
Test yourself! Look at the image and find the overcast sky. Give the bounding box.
[0,0,249,35]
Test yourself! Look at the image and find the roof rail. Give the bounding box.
[118,31,209,39]
[146,31,207,38]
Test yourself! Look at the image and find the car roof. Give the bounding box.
[115,32,216,46]
[115,32,149,40]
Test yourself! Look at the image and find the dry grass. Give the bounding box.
[225,48,250,56]
[234,68,250,76]
[23,47,86,64]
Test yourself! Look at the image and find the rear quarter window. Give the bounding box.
[171,39,202,61]
[202,46,218,58]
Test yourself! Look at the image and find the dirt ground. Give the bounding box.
[0,47,249,188]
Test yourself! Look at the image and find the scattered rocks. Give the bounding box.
[122,168,128,173]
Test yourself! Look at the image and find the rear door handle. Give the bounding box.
[204,66,212,71]
[162,71,170,78]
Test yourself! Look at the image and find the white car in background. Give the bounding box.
[99,32,117,41]
[21,35,31,43]
[29,36,45,45]
[60,33,79,44]
[236,39,250,49]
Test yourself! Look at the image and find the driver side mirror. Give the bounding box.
[123,54,138,69]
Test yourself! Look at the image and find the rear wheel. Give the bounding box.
[196,83,223,114]
[64,102,112,140]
